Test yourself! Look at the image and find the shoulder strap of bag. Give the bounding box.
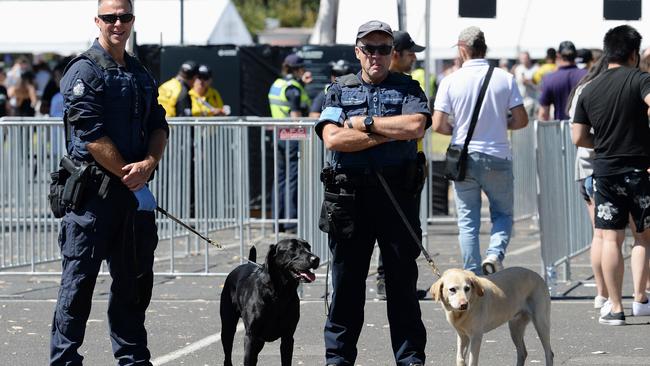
[461,65,494,154]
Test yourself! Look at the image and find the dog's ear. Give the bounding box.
[266,244,276,265]
[470,276,484,297]
[430,278,444,302]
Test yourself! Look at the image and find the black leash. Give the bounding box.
[374,170,441,278]
[155,206,221,248]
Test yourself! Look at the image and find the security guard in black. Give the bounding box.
[316,20,430,366]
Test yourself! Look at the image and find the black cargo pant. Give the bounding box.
[322,175,426,366]
[50,184,158,366]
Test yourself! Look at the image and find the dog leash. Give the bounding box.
[374,170,441,278]
[155,206,222,248]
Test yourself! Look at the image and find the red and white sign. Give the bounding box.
[279,127,309,140]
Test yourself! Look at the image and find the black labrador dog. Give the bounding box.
[220,238,320,366]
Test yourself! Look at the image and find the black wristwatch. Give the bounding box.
[363,116,374,132]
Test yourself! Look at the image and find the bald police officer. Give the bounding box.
[316,20,429,366]
[50,1,168,365]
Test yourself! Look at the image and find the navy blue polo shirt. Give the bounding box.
[316,72,431,169]
[539,65,587,120]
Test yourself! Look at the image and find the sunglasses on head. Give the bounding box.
[98,13,134,24]
[358,44,393,56]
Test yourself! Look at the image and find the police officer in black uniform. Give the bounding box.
[49,1,168,365]
[316,20,430,366]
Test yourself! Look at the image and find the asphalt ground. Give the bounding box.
[1,218,650,365]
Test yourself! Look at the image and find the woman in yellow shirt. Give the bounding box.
[189,65,228,116]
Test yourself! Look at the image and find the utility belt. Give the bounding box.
[318,152,428,239]
[48,156,113,218]
[321,152,428,194]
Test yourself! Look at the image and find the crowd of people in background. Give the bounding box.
[6,41,650,123]
[0,55,71,118]
[0,55,229,120]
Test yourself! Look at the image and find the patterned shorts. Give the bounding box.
[593,170,650,232]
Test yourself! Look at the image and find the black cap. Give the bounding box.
[179,60,198,78]
[356,20,393,41]
[197,64,212,79]
[558,41,577,57]
[284,53,304,68]
[329,59,351,77]
[576,48,593,64]
[393,31,425,52]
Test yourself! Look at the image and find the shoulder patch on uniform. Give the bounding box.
[320,106,344,124]
[72,79,86,97]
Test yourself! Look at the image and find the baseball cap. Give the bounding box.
[284,53,304,68]
[197,64,212,79]
[356,20,393,41]
[457,26,486,48]
[179,60,198,78]
[393,31,425,52]
[576,48,593,64]
[558,41,576,55]
[329,59,351,77]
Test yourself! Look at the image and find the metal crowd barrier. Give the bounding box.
[0,117,580,280]
[0,117,333,276]
[0,118,65,272]
[535,120,592,287]
[511,121,538,221]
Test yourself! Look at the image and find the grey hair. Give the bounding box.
[458,26,487,58]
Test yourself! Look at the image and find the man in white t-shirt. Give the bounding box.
[432,26,528,275]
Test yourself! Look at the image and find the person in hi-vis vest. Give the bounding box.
[267,53,311,232]
[158,60,198,117]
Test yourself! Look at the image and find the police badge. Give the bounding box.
[72,79,85,97]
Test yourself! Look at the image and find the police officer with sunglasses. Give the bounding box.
[50,0,168,364]
[316,20,430,366]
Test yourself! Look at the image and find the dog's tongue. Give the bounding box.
[299,271,316,282]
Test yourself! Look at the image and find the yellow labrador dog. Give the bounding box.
[431,267,553,366]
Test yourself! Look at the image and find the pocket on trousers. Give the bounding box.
[319,191,355,239]
[60,212,97,258]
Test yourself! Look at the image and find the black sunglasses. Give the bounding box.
[98,13,134,24]
[358,44,393,56]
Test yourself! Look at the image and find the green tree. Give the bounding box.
[233,0,320,36]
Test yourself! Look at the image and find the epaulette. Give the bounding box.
[337,73,362,87]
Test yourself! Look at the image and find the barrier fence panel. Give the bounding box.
[511,123,538,221]
[535,120,591,287]
[0,119,66,270]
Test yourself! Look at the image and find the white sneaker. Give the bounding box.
[632,300,650,316]
[594,295,607,309]
[481,254,503,275]
[600,299,612,317]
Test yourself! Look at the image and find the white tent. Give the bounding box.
[0,0,252,55]
[408,0,650,60]
[326,0,650,59]
[334,0,399,44]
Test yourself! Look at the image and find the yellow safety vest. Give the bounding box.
[157,78,183,117]
[411,68,436,96]
[189,87,224,116]
[268,77,311,118]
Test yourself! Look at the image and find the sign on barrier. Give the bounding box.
[279,127,309,140]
